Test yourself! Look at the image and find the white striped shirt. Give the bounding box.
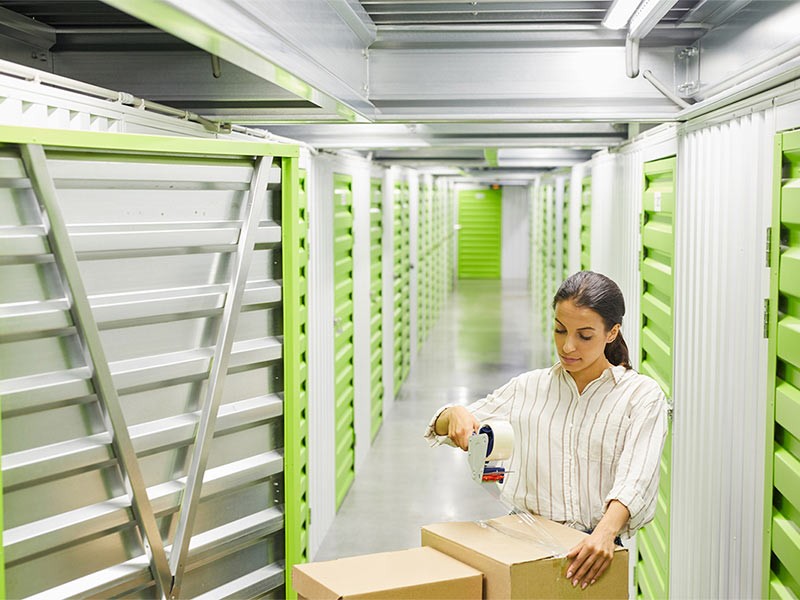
[425,363,668,538]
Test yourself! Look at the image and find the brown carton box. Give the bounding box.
[421,514,628,599]
[292,546,483,599]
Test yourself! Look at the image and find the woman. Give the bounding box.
[424,271,667,590]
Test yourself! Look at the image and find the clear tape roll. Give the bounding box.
[483,420,513,461]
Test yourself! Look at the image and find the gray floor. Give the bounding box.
[313,279,551,561]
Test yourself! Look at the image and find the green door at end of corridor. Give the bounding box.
[765,129,800,600]
[636,155,676,600]
[458,188,501,279]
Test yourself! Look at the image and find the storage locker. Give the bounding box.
[0,126,304,599]
[636,156,676,600]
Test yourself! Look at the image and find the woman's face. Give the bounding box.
[553,299,620,376]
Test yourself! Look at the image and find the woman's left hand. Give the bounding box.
[564,528,616,590]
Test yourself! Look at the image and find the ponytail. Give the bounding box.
[605,331,632,370]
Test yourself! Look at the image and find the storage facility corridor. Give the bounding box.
[314,279,547,562]
[1,1,800,599]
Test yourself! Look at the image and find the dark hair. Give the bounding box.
[552,271,632,369]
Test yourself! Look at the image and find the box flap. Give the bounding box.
[293,546,482,599]
[422,514,626,567]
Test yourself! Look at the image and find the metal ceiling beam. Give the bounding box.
[0,6,56,49]
[101,0,376,121]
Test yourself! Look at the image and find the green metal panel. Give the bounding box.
[562,181,570,279]
[766,131,800,599]
[283,161,310,599]
[370,178,384,440]
[580,176,592,271]
[636,156,676,600]
[0,127,299,598]
[400,183,411,382]
[333,173,355,509]
[393,181,411,395]
[458,188,501,279]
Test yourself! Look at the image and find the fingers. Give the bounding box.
[447,407,480,450]
[565,540,614,589]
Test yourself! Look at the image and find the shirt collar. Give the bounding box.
[550,361,627,385]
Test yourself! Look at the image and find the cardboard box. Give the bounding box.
[422,514,628,599]
[292,546,483,599]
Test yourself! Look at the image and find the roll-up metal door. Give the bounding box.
[417,182,428,345]
[580,176,592,271]
[636,156,676,600]
[332,173,355,509]
[284,165,310,599]
[562,181,570,280]
[766,130,800,599]
[457,188,501,279]
[401,182,411,383]
[392,181,411,393]
[369,178,383,440]
[0,126,304,599]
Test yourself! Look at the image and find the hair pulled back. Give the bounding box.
[552,271,632,370]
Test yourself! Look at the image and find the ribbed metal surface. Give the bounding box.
[501,185,530,280]
[637,155,676,600]
[369,177,384,440]
[0,145,286,598]
[580,173,592,271]
[393,175,411,391]
[332,173,355,509]
[458,188,501,279]
[358,1,699,26]
[670,110,772,600]
[407,170,419,362]
[381,168,396,417]
[307,153,336,558]
[769,126,800,600]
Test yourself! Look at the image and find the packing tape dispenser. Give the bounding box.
[467,421,513,484]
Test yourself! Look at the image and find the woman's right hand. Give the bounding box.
[440,406,480,451]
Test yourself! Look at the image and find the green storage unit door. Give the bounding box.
[418,182,428,345]
[284,164,311,598]
[562,181,570,279]
[393,181,411,394]
[458,188,501,279]
[636,156,676,600]
[766,131,800,599]
[580,176,592,271]
[333,173,355,508]
[538,185,550,335]
[369,178,384,440]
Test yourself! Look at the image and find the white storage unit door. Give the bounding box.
[0,130,296,599]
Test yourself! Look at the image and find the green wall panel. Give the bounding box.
[766,131,800,599]
[580,176,592,271]
[562,181,570,279]
[283,162,310,599]
[457,188,501,279]
[636,156,675,600]
[333,173,355,509]
[393,181,411,394]
[370,178,384,440]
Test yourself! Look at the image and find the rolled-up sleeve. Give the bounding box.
[423,376,520,446]
[604,383,668,534]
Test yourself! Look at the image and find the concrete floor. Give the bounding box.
[313,278,551,561]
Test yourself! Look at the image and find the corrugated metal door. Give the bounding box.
[417,181,428,345]
[562,180,570,279]
[457,188,501,279]
[636,156,676,600]
[393,180,410,394]
[332,173,355,509]
[0,127,302,599]
[581,176,592,270]
[766,130,800,599]
[369,178,383,440]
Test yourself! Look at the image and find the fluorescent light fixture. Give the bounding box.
[602,0,644,30]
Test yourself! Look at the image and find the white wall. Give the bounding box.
[501,185,532,280]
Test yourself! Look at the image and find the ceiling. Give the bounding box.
[0,0,792,182]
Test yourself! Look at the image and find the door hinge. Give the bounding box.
[764,298,770,338]
[666,403,673,422]
[766,226,772,267]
